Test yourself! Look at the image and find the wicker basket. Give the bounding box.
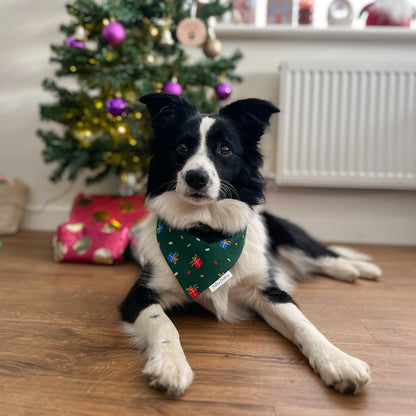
[0,179,29,235]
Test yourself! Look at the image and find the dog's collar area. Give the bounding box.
[156,217,247,300]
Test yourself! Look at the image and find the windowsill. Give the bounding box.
[216,24,416,42]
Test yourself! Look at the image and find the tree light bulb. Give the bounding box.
[117,125,127,134]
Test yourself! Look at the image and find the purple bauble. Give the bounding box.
[105,98,128,117]
[65,36,85,49]
[215,82,232,100]
[162,80,183,95]
[102,22,126,46]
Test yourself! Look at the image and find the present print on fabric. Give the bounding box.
[220,239,231,249]
[190,255,203,268]
[186,284,200,298]
[167,251,179,264]
[156,218,246,300]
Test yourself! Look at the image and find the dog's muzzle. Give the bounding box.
[185,169,209,191]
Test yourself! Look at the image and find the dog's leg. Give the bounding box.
[120,266,193,396]
[315,256,381,282]
[253,285,370,394]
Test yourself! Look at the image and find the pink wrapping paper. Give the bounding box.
[53,194,149,264]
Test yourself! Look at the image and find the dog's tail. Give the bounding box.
[261,211,381,282]
[261,211,337,259]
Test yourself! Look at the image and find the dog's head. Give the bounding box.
[140,93,279,206]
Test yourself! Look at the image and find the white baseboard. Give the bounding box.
[22,205,70,231]
[20,187,416,246]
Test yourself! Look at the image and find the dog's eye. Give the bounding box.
[218,144,232,156]
[176,143,188,155]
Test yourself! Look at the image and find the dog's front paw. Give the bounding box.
[312,348,371,395]
[143,346,194,396]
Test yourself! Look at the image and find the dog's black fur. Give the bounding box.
[120,93,379,396]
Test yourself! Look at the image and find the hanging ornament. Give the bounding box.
[176,1,207,47]
[105,97,128,117]
[66,23,87,48]
[74,24,87,41]
[65,37,85,49]
[159,27,175,46]
[158,15,174,47]
[162,77,182,95]
[159,15,175,47]
[146,54,155,65]
[72,128,96,143]
[149,25,159,37]
[102,21,126,45]
[215,81,232,101]
[203,17,222,58]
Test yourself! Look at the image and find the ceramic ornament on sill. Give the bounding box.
[327,0,354,26]
[360,0,415,27]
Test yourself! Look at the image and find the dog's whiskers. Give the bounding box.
[220,180,239,200]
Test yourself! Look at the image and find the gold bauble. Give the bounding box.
[149,26,159,37]
[203,38,222,58]
[152,81,164,92]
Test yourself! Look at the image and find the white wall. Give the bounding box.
[0,0,119,230]
[216,25,416,245]
[1,0,415,244]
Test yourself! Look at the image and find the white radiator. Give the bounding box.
[276,61,416,189]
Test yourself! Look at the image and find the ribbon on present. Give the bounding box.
[156,218,246,300]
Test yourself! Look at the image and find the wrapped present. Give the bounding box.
[53,193,149,264]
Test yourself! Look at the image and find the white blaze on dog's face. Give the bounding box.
[175,117,220,204]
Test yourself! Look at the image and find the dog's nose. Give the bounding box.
[185,169,209,190]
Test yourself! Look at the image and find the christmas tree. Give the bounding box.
[38,0,242,189]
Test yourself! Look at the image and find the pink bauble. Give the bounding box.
[105,98,128,117]
[215,82,232,100]
[102,22,126,46]
[162,80,183,95]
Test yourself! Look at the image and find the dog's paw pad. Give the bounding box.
[143,351,194,396]
[315,350,371,395]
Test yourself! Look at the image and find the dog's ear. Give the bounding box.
[140,93,198,132]
[219,99,279,142]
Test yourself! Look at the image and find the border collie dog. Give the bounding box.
[120,93,381,396]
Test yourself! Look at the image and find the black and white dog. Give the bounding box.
[120,93,381,396]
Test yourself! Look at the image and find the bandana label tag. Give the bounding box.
[209,270,233,293]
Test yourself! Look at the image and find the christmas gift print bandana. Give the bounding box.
[156,218,246,300]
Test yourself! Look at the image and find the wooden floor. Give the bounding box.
[0,231,415,416]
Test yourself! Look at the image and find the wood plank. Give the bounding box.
[0,231,415,415]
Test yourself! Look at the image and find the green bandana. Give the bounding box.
[156,218,246,300]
